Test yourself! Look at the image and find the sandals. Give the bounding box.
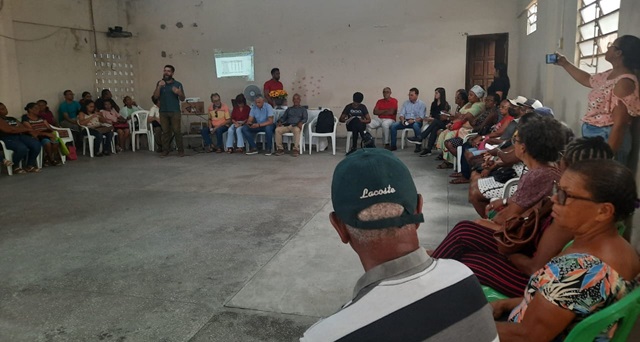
[206,146,214,153]
[235,148,244,153]
[437,162,453,169]
[226,148,233,154]
[216,148,223,153]
[449,177,470,184]
[2,159,13,167]
[449,172,463,178]
[13,167,27,174]
[25,166,41,173]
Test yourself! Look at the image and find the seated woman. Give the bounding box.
[100,100,130,152]
[493,159,640,341]
[469,115,565,219]
[225,94,251,153]
[435,85,485,169]
[21,102,63,166]
[431,137,614,297]
[77,100,114,157]
[0,102,42,173]
[37,99,58,126]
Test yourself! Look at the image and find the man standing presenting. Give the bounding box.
[263,68,283,107]
[153,65,186,157]
[300,149,498,341]
[388,87,426,152]
[274,93,307,157]
[367,87,397,148]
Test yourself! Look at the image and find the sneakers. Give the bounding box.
[413,145,422,153]
[246,148,258,155]
[292,148,300,157]
[419,149,432,157]
[387,145,397,151]
[275,149,285,156]
[265,150,273,156]
[406,136,422,145]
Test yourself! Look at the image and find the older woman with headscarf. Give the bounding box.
[435,85,486,169]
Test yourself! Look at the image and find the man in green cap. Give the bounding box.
[301,149,498,342]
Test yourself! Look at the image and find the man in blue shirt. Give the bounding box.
[153,64,186,157]
[388,88,426,152]
[58,89,81,131]
[241,96,275,155]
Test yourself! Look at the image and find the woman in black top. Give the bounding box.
[488,63,511,101]
[0,102,42,173]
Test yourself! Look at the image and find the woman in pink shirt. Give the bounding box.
[100,100,130,152]
[556,35,640,165]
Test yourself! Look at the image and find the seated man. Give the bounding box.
[301,148,498,342]
[274,93,307,157]
[339,92,371,155]
[367,87,397,148]
[200,93,231,152]
[58,89,81,131]
[240,96,275,155]
[389,87,426,152]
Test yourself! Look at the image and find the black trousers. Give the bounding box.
[347,119,366,149]
[420,119,447,151]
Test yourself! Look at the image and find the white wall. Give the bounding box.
[0,0,136,117]
[128,0,520,112]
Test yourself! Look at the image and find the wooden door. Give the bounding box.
[466,34,508,91]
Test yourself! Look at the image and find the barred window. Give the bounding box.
[526,2,538,35]
[576,0,620,73]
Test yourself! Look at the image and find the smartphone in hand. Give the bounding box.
[545,53,558,64]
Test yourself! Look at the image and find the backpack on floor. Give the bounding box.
[361,132,376,148]
[315,109,334,133]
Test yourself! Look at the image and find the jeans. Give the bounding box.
[581,123,632,166]
[420,119,447,151]
[1,135,41,167]
[390,121,422,147]
[241,124,275,150]
[226,125,245,148]
[160,111,183,152]
[202,126,230,148]
[367,118,394,144]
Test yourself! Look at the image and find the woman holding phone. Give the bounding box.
[555,35,640,165]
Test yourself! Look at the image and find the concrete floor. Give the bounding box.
[1,140,637,341]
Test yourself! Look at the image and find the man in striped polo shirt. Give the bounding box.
[301,149,498,342]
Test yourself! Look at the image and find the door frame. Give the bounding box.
[465,33,509,91]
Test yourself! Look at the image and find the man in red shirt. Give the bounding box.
[263,68,284,107]
[367,87,398,148]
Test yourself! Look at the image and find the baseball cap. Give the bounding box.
[523,98,543,109]
[508,95,528,107]
[534,106,554,117]
[331,149,424,229]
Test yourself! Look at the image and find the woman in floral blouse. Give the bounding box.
[492,159,640,341]
[556,35,640,165]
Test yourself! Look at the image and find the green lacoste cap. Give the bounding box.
[331,148,424,229]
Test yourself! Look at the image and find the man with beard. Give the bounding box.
[153,64,186,157]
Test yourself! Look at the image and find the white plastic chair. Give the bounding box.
[0,140,16,175]
[81,125,114,157]
[255,131,275,151]
[147,122,156,152]
[51,126,74,164]
[502,177,520,199]
[308,115,337,155]
[455,133,478,172]
[281,123,306,152]
[130,110,151,152]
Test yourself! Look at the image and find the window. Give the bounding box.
[576,0,620,73]
[526,2,538,35]
[214,47,254,81]
[94,53,136,101]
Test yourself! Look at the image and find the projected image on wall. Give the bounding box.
[214,47,254,81]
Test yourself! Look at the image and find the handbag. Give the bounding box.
[493,197,553,251]
[491,167,517,183]
[67,146,78,160]
[112,122,129,130]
